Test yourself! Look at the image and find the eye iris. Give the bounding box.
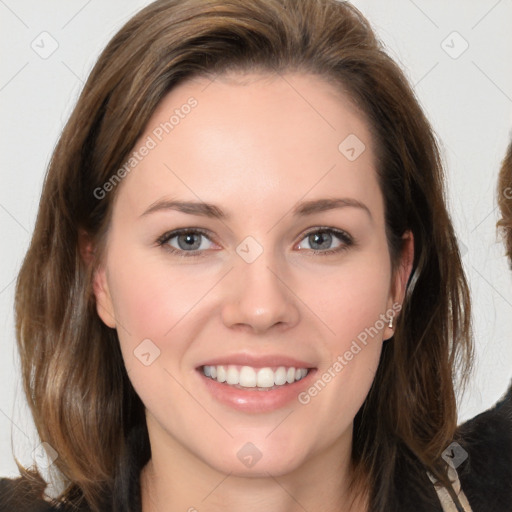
[309,231,332,250]
[177,233,201,250]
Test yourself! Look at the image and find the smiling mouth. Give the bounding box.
[201,364,311,390]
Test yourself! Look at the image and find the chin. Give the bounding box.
[199,437,312,478]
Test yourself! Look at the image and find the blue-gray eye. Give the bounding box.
[296,229,352,252]
[161,230,215,252]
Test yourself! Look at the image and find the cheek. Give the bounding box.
[293,257,391,414]
[301,256,392,346]
[107,243,221,341]
[105,253,211,417]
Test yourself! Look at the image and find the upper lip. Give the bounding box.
[197,353,316,369]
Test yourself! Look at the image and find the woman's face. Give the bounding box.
[94,72,412,477]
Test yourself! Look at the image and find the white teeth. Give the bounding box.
[239,366,257,387]
[217,365,226,383]
[295,368,308,381]
[256,368,275,388]
[274,366,287,386]
[226,366,239,385]
[201,364,310,388]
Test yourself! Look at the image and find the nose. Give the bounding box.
[221,256,300,334]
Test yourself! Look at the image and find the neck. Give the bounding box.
[140,421,368,512]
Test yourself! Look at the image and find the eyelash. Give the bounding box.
[156,227,354,258]
[156,228,215,259]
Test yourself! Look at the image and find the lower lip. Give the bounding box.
[198,369,317,413]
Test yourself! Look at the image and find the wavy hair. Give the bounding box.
[497,141,512,263]
[14,0,472,510]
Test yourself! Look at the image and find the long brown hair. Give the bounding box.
[14,0,472,510]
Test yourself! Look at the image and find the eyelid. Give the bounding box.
[295,226,353,247]
[156,227,220,256]
[156,226,354,257]
[156,227,213,243]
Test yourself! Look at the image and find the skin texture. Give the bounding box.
[93,72,414,512]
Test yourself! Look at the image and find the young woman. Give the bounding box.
[0,0,478,510]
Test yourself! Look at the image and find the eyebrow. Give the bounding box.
[140,199,226,219]
[140,197,371,220]
[292,198,372,219]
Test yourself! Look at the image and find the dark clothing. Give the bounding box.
[456,385,512,511]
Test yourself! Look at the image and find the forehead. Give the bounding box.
[114,72,383,223]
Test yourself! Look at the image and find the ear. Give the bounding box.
[384,230,414,339]
[79,228,117,328]
[92,265,117,329]
[78,229,95,266]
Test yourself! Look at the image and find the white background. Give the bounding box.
[1,0,511,477]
